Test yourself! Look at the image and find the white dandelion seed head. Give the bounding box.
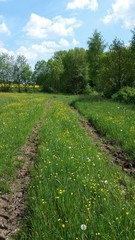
[81,224,87,230]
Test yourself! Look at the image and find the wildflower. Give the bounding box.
[115,217,119,221]
[104,180,108,184]
[61,224,65,228]
[81,224,87,230]
[126,212,129,215]
[96,232,101,236]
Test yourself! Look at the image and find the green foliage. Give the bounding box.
[0,53,33,92]
[87,30,106,90]
[112,87,135,103]
[62,48,89,94]
[43,53,64,93]
[14,55,33,92]
[1,28,135,96]
[41,48,89,94]
[83,83,97,95]
[130,28,135,53]
[100,39,135,97]
[0,53,14,89]
[33,60,47,86]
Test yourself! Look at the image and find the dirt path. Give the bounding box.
[0,120,41,240]
[70,106,135,177]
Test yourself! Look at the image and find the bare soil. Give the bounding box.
[0,121,41,240]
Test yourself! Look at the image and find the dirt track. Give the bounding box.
[78,113,135,176]
[0,121,41,240]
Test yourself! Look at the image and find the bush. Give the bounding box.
[83,83,98,95]
[112,87,135,103]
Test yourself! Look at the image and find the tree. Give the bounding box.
[129,29,135,87]
[87,30,106,91]
[62,48,89,94]
[13,55,31,92]
[21,64,32,91]
[130,28,135,53]
[100,38,134,97]
[43,54,64,93]
[0,53,14,90]
[33,60,47,86]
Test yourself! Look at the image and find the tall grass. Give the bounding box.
[19,100,135,240]
[71,95,135,159]
[0,93,48,193]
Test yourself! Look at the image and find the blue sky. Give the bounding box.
[0,0,135,67]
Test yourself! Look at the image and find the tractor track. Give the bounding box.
[0,120,41,240]
[71,106,135,177]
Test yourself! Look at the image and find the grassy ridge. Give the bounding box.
[71,95,135,159]
[19,100,135,240]
[0,93,48,193]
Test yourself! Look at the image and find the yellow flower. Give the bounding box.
[61,224,65,228]
[96,232,101,236]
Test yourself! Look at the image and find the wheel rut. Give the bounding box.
[70,106,135,177]
[0,120,41,240]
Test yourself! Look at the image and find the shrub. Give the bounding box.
[112,87,135,103]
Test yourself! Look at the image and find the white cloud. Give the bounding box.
[23,13,82,39]
[0,46,14,56]
[0,22,10,35]
[16,46,38,60]
[72,37,80,46]
[67,0,98,10]
[59,38,70,47]
[0,35,80,67]
[16,38,80,66]
[103,0,135,29]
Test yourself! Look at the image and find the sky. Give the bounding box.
[0,0,135,67]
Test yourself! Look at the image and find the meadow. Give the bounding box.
[18,98,134,240]
[71,95,135,159]
[0,93,48,193]
[0,93,135,240]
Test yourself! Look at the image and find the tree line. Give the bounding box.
[0,29,135,96]
[0,54,34,91]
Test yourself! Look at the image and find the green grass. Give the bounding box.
[19,100,135,240]
[0,92,48,193]
[71,95,135,159]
